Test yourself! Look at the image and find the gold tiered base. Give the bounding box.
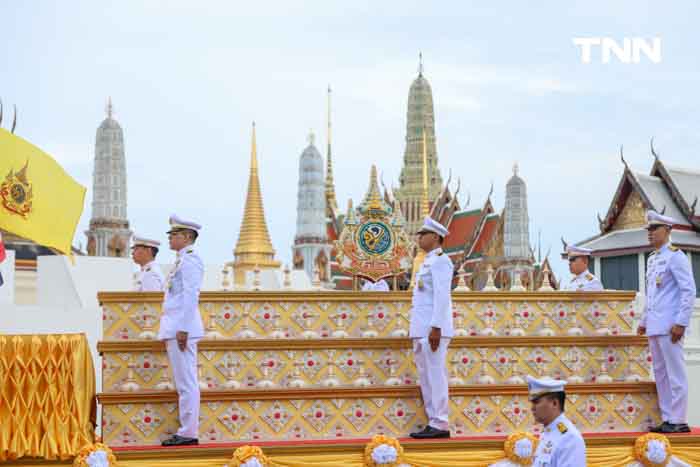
[97,291,659,448]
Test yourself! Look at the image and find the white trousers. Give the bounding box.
[413,337,450,430]
[165,338,200,438]
[649,335,688,424]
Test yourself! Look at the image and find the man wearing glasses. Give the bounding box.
[409,217,453,439]
[562,246,603,291]
[638,210,695,434]
[159,215,205,446]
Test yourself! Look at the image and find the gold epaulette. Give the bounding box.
[185,248,194,254]
[669,245,679,252]
[586,273,594,281]
[557,422,568,434]
[145,267,151,272]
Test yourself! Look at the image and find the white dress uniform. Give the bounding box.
[562,271,603,292]
[132,236,165,292]
[158,215,205,440]
[361,279,390,291]
[641,211,696,425]
[136,261,165,292]
[562,245,603,291]
[528,377,586,467]
[410,218,454,432]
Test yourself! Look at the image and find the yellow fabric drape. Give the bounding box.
[87,445,700,467]
[0,334,96,461]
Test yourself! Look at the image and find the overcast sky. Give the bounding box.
[3,1,699,280]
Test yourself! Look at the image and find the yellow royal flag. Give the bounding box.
[0,128,86,256]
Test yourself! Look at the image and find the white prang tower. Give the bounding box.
[85,98,131,257]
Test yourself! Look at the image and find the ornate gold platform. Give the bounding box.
[97,291,659,448]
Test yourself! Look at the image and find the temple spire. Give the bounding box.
[421,121,429,217]
[325,85,338,213]
[233,122,280,284]
[418,52,424,76]
[106,97,113,119]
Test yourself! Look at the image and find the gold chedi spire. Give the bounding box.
[233,122,280,285]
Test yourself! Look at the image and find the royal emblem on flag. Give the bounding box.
[1,160,33,218]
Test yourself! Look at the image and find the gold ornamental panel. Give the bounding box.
[99,291,640,341]
[99,337,652,392]
[99,386,659,446]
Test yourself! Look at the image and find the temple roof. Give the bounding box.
[634,173,688,225]
[578,227,700,253]
[471,213,500,255]
[442,209,481,253]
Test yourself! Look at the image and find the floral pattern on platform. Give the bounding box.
[101,295,640,340]
[100,390,660,446]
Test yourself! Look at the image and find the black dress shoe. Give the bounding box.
[409,426,450,439]
[649,421,669,433]
[161,434,199,446]
[659,423,691,434]
[409,426,431,437]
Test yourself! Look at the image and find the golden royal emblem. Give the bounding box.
[0,160,33,218]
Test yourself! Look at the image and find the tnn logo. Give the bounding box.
[572,37,662,64]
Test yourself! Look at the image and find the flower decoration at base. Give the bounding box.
[634,433,671,467]
[489,432,538,467]
[364,434,404,467]
[227,445,269,467]
[73,443,117,467]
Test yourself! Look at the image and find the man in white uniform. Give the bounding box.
[361,278,390,291]
[159,215,205,446]
[561,245,603,291]
[409,217,453,439]
[528,376,586,467]
[638,210,695,434]
[131,235,165,292]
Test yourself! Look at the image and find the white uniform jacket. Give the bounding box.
[135,261,165,292]
[641,243,696,336]
[409,247,454,338]
[562,271,603,292]
[533,413,586,467]
[158,247,204,340]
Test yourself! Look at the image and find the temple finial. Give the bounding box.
[106,97,113,119]
[251,121,258,170]
[418,52,424,76]
[325,85,338,212]
[513,162,519,176]
[308,129,315,146]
